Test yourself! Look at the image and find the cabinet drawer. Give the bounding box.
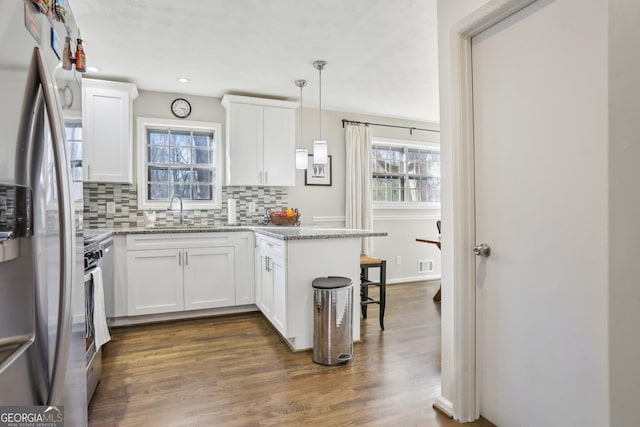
[258,235,285,259]
[127,232,237,250]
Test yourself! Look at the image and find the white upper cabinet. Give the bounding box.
[82,79,138,183]
[222,95,297,186]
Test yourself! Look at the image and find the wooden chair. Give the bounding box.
[360,255,387,330]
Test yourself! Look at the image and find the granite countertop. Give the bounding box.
[253,227,387,241]
[108,225,254,235]
[83,229,113,244]
[84,225,386,240]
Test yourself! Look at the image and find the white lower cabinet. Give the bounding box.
[257,250,272,316]
[115,230,362,350]
[125,232,251,317]
[256,235,286,336]
[183,247,235,310]
[127,248,184,315]
[271,257,286,334]
[254,233,362,351]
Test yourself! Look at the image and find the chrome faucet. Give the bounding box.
[167,194,184,225]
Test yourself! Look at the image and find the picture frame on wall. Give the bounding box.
[305,155,332,186]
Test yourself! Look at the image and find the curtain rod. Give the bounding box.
[342,119,440,135]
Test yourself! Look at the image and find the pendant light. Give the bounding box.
[313,60,328,164]
[295,80,308,170]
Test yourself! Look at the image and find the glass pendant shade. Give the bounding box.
[313,140,328,164]
[295,79,308,170]
[295,148,308,169]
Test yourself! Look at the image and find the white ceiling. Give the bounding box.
[72,0,439,123]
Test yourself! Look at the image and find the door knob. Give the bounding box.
[473,243,491,257]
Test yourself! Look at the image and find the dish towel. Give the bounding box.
[91,267,111,349]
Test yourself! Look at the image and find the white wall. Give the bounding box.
[287,108,441,282]
[133,90,226,122]
[609,1,640,426]
[132,91,441,282]
[132,91,226,174]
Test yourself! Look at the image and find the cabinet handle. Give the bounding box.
[185,251,189,265]
[259,171,262,184]
[265,171,268,184]
[87,164,91,180]
[178,251,182,266]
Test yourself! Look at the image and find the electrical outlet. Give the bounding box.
[248,202,256,213]
[418,259,434,273]
[106,201,116,214]
[395,256,402,265]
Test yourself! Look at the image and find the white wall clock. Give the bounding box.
[59,85,73,109]
[171,98,191,118]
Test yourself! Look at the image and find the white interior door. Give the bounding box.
[471,1,608,426]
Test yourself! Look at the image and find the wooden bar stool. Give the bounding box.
[360,255,387,330]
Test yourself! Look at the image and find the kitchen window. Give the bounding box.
[65,120,83,202]
[136,117,222,210]
[371,139,440,207]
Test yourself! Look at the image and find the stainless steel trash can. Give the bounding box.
[312,276,353,365]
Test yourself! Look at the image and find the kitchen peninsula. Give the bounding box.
[107,226,386,351]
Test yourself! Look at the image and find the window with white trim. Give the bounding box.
[371,139,440,206]
[137,117,222,210]
[65,120,83,202]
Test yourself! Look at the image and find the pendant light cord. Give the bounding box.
[318,66,322,141]
[295,80,308,149]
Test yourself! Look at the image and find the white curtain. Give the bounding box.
[345,124,374,255]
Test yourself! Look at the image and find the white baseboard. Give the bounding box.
[388,274,441,284]
[433,396,454,419]
[108,304,259,327]
[311,215,442,224]
[374,214,441,221]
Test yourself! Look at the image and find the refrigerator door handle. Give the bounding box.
[32,47,75,407]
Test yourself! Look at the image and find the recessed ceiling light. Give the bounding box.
[86,66,100,73]
[177,77,190,83]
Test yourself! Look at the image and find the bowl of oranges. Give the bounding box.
[268,208,300,226]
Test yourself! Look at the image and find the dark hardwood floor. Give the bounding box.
[88,281,494,426]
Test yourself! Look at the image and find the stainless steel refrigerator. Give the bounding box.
[0,1,86,425]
